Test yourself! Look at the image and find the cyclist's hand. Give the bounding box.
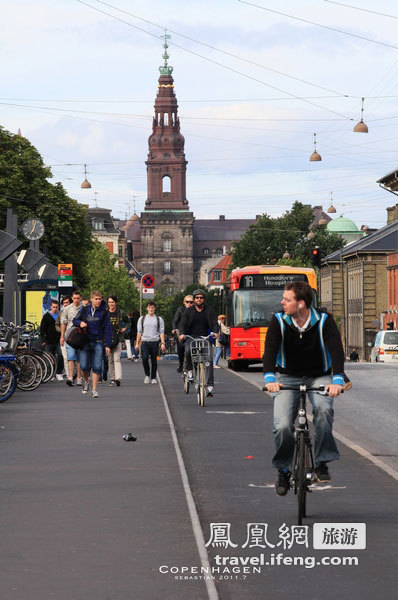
[178,334,185,342]
[60,336,65,346]
[79,321,87,329]
[326,384,343,397]
[265,382,283,393]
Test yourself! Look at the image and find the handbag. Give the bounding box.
[218,332,228,346]
[66,326,88,350]
[109,329,119,349]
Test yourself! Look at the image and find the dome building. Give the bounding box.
[326,216,365,244]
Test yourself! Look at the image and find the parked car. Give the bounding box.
[370,330,398,362]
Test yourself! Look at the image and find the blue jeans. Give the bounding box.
[272,373,340,470]
[79,340,104,375]
[141,341,159,379]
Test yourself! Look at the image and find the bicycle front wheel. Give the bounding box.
[198,363,206,407]
[296,433,308,525]
[183,374,190,394]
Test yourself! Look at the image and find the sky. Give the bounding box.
[2,0,398,228]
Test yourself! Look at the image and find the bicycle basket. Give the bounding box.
[190,339,211,365]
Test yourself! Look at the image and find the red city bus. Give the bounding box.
[226,265,318,371]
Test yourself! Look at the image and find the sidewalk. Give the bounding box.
[0,361,206,600]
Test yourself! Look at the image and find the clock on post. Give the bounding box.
[21,218,45,241]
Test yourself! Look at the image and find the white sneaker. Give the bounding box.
[82,380,90,394]
[76,378,83,386]
[56,374,64,381]
[206,386,214,397]
[214,365,221,369]
[91,390,99,398]
[144,376,150,384]
[151,378,157,384]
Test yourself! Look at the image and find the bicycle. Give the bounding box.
[263,384,341,525]
[182,334,213,407]
[0,341,19,403]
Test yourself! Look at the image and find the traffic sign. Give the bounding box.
[142,273,154,288]
[142,288,155,298]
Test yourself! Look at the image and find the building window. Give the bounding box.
[93,218,105,231]
[162,175,171,193]
[213,270,222,282]
[203,248,210,256]
[163,237,172,252]
[106,242,114,253]
[164,113,169,126]
[118,246,123,257]
[164,261,171,273]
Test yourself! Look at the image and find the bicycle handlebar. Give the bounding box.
[183,334,216,341]
[262,385,343,395]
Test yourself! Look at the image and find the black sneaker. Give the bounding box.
[66,378,74,387]
[315,462,331,482]
[176,365,183,373]
[275,469,291,496]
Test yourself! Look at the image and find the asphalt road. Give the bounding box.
[1,359,397,600]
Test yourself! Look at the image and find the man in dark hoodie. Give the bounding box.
[40,299,64,380]
[73,290,112,398]
[263,281,344,496]
[178,289,219,397]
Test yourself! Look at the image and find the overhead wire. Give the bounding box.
[238,0,398,51]
[77,0,354,120]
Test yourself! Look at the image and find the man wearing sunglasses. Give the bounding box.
[178,289,219,396]
[172,295,194,373]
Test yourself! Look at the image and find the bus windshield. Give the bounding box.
[232,289,283,328]
[231,288,319,328]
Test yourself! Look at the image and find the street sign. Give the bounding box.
[58,263,73,287]
[142,288,155,298]
[142,273,154,288]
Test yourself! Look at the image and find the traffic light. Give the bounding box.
[311,246,321,267]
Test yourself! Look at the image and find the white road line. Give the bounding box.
[157,374,219,600]
[227,368,398,482]
[249,483,347,490]
[206,410,267,414]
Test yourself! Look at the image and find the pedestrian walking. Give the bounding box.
[214,314,230,367]
[73,290,112,398]
[60,290,83,386]
[135,302,165,384]
[40,299,64,380]
[106,295,128,387]
[171,295,193,373]
[125,310,140,361]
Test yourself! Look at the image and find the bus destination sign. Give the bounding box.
[240,273,308,289]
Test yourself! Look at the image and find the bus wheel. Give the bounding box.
[229,360,244,371]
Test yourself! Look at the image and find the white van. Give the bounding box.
[370,330,398,363]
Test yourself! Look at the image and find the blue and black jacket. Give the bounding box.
[263,307,345,386]
[73,300,112,347]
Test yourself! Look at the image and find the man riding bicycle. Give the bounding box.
[178,289,219,397]
[263,281,344,496]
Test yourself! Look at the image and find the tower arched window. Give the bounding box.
[164,113,169,126]
[162,175,171,193]
[163,236,172,252]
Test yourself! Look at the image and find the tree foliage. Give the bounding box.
[82,240,140,311]
[231,202,344,268]
[0,126,92,286]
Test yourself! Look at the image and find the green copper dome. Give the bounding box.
[327,216,359,233]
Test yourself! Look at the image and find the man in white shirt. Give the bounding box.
[60,290,83,386]
[135,302,165,384]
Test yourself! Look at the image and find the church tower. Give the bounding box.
[140,36,194,293]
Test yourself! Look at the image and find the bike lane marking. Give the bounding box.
[157,373,219,600]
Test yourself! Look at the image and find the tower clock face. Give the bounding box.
[21,218,45,241]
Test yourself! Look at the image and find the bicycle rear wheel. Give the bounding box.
[296,433,308,525]
[0,362,18,402]
[15,353,38,390]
